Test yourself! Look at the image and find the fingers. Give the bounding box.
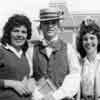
[21,82,32,95]
[20,86,30,96]
[12,80,31,96]
[14,77,36,96]
[17,87,26,96]
[27,78,36,92]
[22,77,36,93]
[4,79,32,96]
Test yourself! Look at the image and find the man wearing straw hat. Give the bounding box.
[33,7,81,100]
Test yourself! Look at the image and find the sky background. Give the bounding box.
[0,0,100,38]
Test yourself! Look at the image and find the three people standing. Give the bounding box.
[1,6,100,100]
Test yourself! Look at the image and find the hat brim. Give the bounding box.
[34,17,64,22]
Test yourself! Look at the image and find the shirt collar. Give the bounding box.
[50,35,58,42]
[41,35,59,46]
[5,44,23,58]
[83,54,100,64]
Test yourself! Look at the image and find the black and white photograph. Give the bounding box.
[0,0,100,100]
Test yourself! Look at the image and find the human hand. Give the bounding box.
[32,87,43,100]
[42,93,55,100]
[4,80,29,96]
[23,77,36,93]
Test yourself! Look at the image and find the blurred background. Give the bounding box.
[0,0,100,44]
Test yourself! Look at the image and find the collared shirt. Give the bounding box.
[82,54,100,96]
[41,35,59,58]
[5,44,23,58]
[41,35,59,46]
[52,43,81,100]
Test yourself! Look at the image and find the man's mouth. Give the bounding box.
[48,30,54,32]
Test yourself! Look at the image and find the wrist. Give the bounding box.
[4,80,16,88]
[0,80,4,88]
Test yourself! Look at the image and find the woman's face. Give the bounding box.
[82,33,98,55]
[11,25,28,49]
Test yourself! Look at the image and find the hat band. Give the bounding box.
[40,15,59,19]
[40,12,61,19]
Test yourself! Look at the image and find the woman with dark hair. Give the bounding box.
[1,14,32,52]
[0,14,32,100]
[76,17,100,100]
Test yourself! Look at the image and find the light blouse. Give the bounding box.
[82,54,100,96]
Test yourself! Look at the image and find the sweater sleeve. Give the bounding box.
[0,80,4,88]
[0,46,5,88]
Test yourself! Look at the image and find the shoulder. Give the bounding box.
[31,40,42,47]
[0,45,5,54]
[0,45,5,60]
[66,43,80,60]
[58,39,67,50]
[67,43,74,53]
[29,40,43,54]
[59,39,74,51]
[59,38,66,45]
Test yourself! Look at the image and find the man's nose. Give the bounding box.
[48,23,53,27]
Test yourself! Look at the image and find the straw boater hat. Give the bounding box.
[35,7,64,21]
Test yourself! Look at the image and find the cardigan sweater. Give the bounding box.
[0,45,31,100]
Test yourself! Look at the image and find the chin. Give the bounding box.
[86,50,95,55]
[48,34,56,37]
[14,42,25,47]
